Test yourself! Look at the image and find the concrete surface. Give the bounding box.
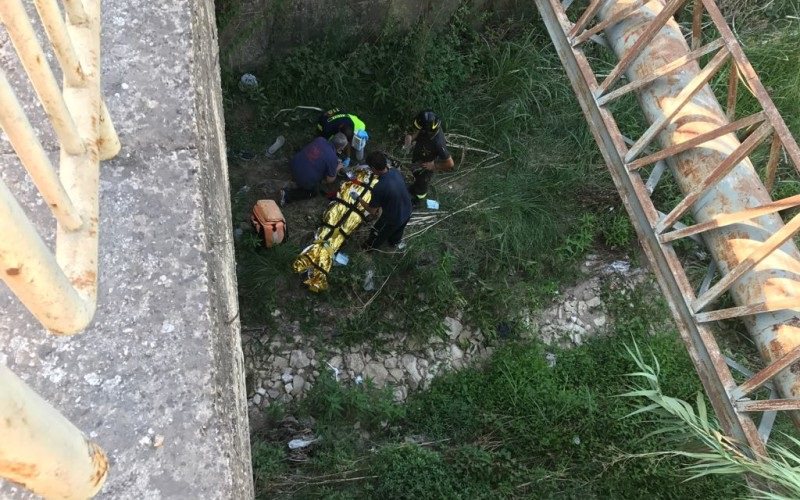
[0,0,253,498]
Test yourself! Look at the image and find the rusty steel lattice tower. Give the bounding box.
[535,0,800,456]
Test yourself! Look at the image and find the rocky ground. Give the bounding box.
[242,252,655,412]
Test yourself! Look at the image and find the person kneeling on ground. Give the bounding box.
[404,110,455,206]
[354,151,412,251]
[280,132,347,206]
[317,107,369,163]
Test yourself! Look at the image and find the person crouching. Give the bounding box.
[353,151,412,251]
[280,132,348,206]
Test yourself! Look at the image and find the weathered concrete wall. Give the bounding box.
[0,0,252,498]
[219,0,530,71]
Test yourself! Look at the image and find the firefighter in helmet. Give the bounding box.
[404,110,454,206]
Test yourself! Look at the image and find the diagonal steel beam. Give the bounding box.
[627,112,765,171]
[597,38,724,106]
[660,193,800,244]
[692,210,800,312]
[625,47,730,162]
[596,0,688,96]
[535,0,767,457]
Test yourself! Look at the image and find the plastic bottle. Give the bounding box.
[353,130,369,161]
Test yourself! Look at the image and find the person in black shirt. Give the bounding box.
[317,108,369,163]
[404,110,454,205]
[353,151,412,251]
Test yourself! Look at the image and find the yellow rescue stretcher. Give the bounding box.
[292,168,378,292]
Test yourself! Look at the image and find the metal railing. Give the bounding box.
[0,0,118,496]
[0,0,119,335]
[536,0,800,457]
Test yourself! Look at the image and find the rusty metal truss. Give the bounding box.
[535,0,800,456]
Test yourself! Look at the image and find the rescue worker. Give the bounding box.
[280,132,347,206]
[404,110,454,206]
[353,151,412,251]
[317,108,369,162]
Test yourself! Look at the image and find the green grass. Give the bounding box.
[223,3,800,498]
[224,10,631,342]
[249,279,749,498]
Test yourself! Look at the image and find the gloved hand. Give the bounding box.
[342,157,351,168]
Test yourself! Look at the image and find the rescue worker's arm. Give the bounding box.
[351,189,380,216]
[436,156,455,171]
[354,196,380,216]
[419,156,454,172]
[403,131,418,150]
[425,138,454,171]
[325,160,344,183]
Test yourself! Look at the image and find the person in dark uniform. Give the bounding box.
[317,108,369,162]
[353,151,412,251]
[404,110,454,206]
[280,133,347,206]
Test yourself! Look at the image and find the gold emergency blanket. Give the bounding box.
[292,169,378,292]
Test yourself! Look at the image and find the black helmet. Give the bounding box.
[413,110,441,132]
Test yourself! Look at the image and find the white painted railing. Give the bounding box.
[0,0,118,497]
[0,0,119,335]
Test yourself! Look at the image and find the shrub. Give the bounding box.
[371,445,458,499]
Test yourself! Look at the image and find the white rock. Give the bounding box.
[449,344,464,360]
[267,388,281,399]
[594,316,607,327]
[290,350,311,369]
[273,356,289,369]
[328,355,343,369]
[285,383,293,394]
[281,372,294,384]
[253,394,262,405]
[384,357,398,369]
[443,316,463,340]
[256,387,267,396]
[389,368,405,382]
[586,297,602,308]
[393,386,408,402]
[401,354,422,386]
[364,362,390,387]
[292,375,305,395]
[345,353,365,373]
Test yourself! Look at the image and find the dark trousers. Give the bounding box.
[408,167,433,201]
[285,185,316,203]
[364,216,409,250]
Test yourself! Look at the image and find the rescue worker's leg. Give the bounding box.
[280,183,316,206]
[408,168,433,205]
[363,217,397,251]
[387,218,410,247]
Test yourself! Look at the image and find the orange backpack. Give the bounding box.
[250,199,287,248]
